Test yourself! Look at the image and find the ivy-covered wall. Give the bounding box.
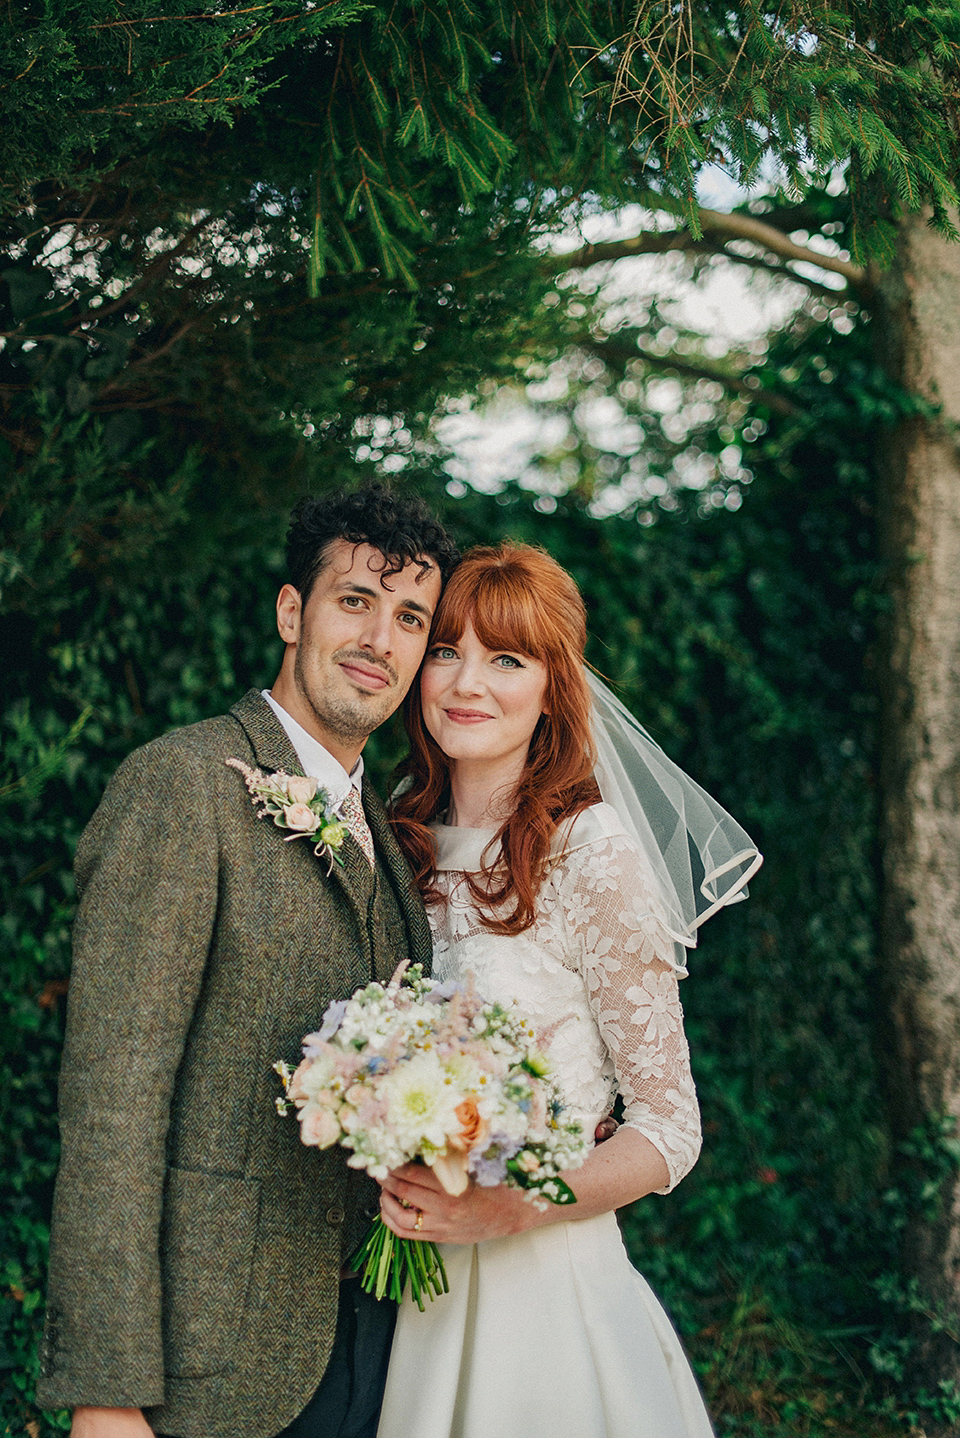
[1,309,949,1437]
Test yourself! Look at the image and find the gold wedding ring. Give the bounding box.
[413,1209,423,1232]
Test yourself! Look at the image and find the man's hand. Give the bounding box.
[71,1407,153,1437]
[594,1114,619,1144]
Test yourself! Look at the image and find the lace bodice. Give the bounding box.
[428,803,702,1194]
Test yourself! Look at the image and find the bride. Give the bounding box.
[376,542,761,1438]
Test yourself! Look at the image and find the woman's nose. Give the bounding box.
[452,659,486,695]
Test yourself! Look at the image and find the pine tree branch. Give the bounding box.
[700,248,848,303]
[546,230,847,302]
[697,208,866,289]
[585,336,799,417]
[91,6,273,28]
[548,208,869,297]
[544,230,704,269]
[67,217,213,329]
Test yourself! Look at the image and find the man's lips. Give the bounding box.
[443,707,493,723]
[339,660,391,691]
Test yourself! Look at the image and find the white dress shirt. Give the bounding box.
[261,689,363,806]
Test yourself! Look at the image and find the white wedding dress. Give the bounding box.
[377,803,715,1438]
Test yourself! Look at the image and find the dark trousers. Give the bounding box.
[157,1281,396,1438]
[273,1281,397,1438]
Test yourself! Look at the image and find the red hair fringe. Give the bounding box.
[390,543,599,935]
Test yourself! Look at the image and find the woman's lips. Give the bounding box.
[443,708,493,723]
[340,661,390,690]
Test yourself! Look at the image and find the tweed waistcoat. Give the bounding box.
[37,691,431,1438]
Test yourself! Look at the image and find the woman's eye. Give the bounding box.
[494,655,523,669]
[429,645,458,660]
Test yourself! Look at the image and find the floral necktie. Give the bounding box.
[339,786,375,867]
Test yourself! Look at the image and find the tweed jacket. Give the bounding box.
[37,689,431,1438]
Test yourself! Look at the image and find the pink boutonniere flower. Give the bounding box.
[226,759,349,870]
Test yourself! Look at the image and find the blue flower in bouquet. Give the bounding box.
[315,998,348,1044]
[469,1133,522,1187]
[424,979,463,1004]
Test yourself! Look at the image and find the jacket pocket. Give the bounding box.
[159,1167,261,1379]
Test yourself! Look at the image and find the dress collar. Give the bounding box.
[429,803,627,874]
[429,820,500,873]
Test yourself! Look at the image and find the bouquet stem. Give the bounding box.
[350,1216,448,1311]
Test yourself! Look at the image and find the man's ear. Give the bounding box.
[276,584,302,645]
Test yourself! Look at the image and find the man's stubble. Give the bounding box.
[294,644,401,747]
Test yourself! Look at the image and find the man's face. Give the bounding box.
[274,540,442,764]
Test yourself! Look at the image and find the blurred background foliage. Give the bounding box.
[5,1,960,1433]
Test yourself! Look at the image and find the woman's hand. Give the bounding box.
[380,1127,670,1247]
[378,1163,540,1246]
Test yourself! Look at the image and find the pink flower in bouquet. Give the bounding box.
[432,1150,471,1196]
[300,1105,341,1148]
[286,1050,343,1105]
[527,1082,548,1135]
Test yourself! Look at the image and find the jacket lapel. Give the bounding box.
[362,780,433,970]
[230,688,302,776]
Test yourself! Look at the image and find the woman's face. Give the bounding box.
[420,619,549,776]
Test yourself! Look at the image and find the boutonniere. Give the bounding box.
[226,759,348,870]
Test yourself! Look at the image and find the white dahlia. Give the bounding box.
[379,1053,462,1152]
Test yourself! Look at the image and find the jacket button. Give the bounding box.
[326,1205,345,1226]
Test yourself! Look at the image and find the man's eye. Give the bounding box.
[342,595,365,608]
[400,613,424,629]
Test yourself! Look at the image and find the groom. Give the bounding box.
[37,487,459,1438]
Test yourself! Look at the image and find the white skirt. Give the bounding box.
[377,1212,715,1438]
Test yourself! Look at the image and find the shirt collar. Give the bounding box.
[261,690,363,806]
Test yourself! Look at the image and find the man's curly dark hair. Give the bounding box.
[286,485,460,602]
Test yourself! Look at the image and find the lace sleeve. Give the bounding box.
[554,831,703,1193]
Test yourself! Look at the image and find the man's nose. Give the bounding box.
[357,606,393,655]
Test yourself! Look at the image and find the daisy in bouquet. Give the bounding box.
[275,961,585,1308]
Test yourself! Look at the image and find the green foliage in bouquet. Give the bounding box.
[350,1215,448,1311]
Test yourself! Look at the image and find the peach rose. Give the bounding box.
[285,774,318,804]
[284,802,320,832]
[448,1096,489,1153]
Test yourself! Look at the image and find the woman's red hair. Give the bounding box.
[390,543,598,935]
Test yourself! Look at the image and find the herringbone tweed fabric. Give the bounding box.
[36,690,431,1438]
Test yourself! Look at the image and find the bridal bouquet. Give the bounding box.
[275,962,585,1308]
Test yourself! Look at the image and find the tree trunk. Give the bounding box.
[877,212,960,1400]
